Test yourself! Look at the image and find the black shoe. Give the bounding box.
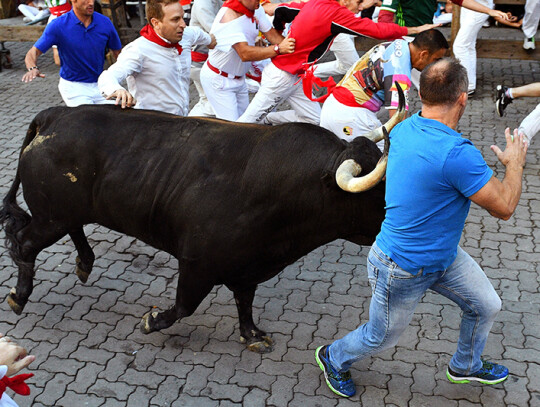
[495,85,512,117]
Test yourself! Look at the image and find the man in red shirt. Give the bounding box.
[237,0,437,125]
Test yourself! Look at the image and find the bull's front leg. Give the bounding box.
[229,284,274,353]
[140,270,214,334]
[69,229,95,284]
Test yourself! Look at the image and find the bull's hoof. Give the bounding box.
[241,335,274,353]
[140,311,159,334]
[7,288,24,315]
[75,257,90,283]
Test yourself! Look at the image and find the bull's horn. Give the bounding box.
[336,81,406,193]
[336,127,389,193]
[363,81,407,143]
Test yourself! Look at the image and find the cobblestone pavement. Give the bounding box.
[0,37,539,407]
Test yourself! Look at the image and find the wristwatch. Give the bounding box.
[273,44,280,55]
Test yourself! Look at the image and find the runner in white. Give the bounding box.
[200,0,295,121]
[98,0,216,115]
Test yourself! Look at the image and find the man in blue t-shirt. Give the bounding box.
[315,58,528,398]
[21,0,122,107]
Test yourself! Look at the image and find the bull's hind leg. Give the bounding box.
[140,270,214,334]
[69,228,95,283]
[7,220,68,315]
[229,284,274,353]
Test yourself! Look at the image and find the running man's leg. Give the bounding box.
[453,1,492,93]
[238,62,300,124]
[431,247,501,375]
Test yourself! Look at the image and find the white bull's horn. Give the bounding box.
[336,156,388,193]
[336,81,405,192]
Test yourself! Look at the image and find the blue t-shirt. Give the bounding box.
[35,11,122,83]
[376,112,493,274]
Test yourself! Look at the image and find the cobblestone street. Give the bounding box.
[0,37,539,406]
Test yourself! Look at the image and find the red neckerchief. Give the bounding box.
[222,0,255,22]
[296,63,337,103]
[140,24,183,54]
[0,373,34,398]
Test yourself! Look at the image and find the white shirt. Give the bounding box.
[0,366,19,407]
[208,6,272,76]
[190,0,222,55]
[98,27,211,116]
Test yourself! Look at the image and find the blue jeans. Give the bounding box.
[328,242,501,375]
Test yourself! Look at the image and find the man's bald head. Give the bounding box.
[419,58,468,107]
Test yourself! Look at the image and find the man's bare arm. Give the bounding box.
[470,128,527,220]
[22,46,44,82]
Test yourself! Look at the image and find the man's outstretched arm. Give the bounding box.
[470,128,527,220]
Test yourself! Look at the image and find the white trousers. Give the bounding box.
[453,0,493,92]
[58,77,109,107]
[314,34,359,78]
[520,103,540,141]
[320,93,387,150]
[320,94,381,140]
[200,62,249,121]
[237,62,321,125]
[188,62,215,117]
[522,0,540,39]
[18,4,50,20]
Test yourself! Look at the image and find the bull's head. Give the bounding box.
[335,82,407,193]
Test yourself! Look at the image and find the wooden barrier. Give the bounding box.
[0,24,44,42]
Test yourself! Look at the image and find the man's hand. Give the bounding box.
[208,34,217,50]
[489,8,510,20]
[278,35,295,54]
[407,23,442,36]
[107,89,136,109]
[21,68,45,83]
[0,334,35,377]
[359,0,381,10]
[491,128,528,169]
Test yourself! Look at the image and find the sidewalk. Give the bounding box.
[0,39,539,406]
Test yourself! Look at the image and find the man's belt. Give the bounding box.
[49,2,72,16]
[207,60,242,79]
[191,51,208,63]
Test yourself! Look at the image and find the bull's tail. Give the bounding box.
[0,118,40,265]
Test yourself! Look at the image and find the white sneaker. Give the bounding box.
[22,16,32,23]
[523,37,536,50]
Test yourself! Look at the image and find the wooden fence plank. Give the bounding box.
[0,24,44,42]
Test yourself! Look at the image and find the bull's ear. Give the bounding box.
[321,171,335,188]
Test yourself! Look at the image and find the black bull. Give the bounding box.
[1,93,404,353]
